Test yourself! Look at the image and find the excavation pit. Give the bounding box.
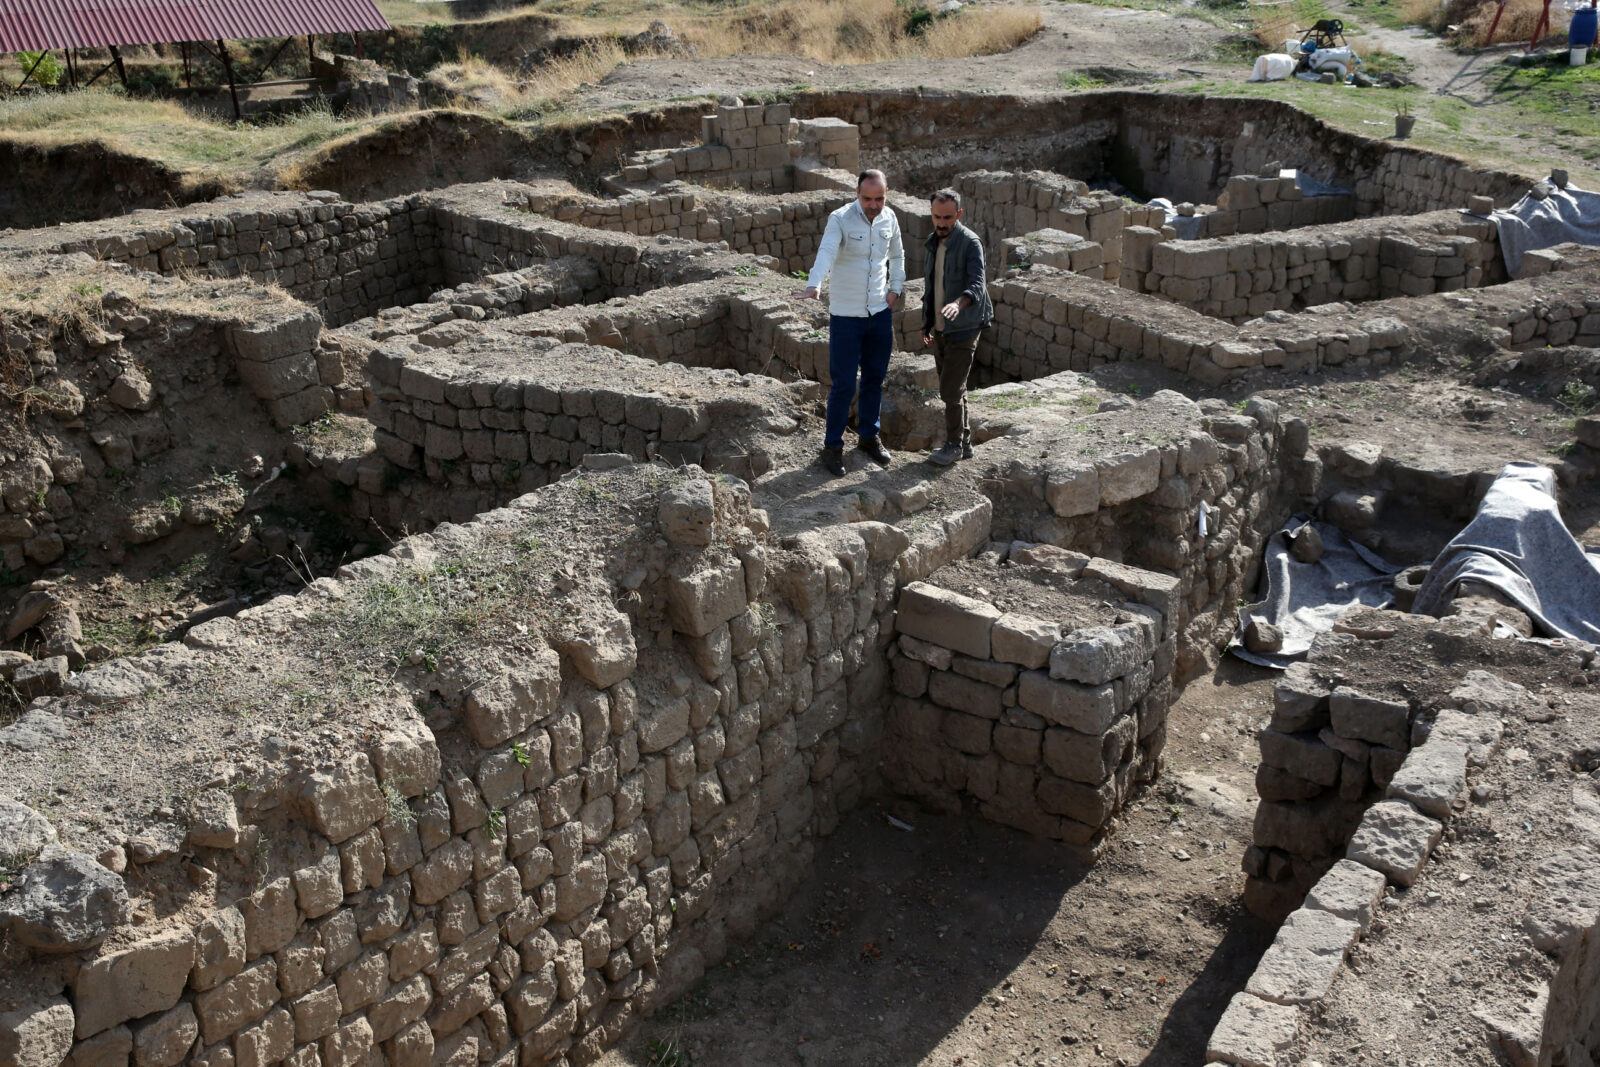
[1,88,1599,1067]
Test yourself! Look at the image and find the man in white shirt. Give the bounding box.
[798,169,906,477]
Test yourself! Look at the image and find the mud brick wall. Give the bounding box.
[15,193,443,327]
[883,567,1171,851]
[965,388,1293,683]
[520,187,846,276]
[1112,97,1528,215]
[1137,210,1504,322]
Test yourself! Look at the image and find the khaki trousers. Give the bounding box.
[931,330,980,444]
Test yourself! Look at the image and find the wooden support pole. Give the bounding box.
[182,41,192,88]
[218,39,241,120]
[109,44,128,86]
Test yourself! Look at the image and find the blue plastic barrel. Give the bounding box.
[1573,5,1599,50]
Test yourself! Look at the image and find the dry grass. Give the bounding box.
[1400,0,1451,32]
[683,0,1042,64]
[427,41,629,114]
[0,90,373,178]
[1455,0,1547,43]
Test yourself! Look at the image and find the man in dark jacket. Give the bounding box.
[921,188,992,466]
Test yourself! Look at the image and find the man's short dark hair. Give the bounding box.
[857,169,887,188]
[930,188,961,208]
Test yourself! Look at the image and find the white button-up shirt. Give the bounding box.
[806,200,906,318]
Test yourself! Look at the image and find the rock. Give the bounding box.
[0,994,76,1067]
[1206,992,1300,1066]
[108,370,155,412]
[1522,847,1600,953]
[1425,708,1502,767]
[0,649,33,679]
[1345,799,1442,886]
[557,604,637,689]
[0,707,70,751]
[1010,543,1090,575]
[132,1001,198,1067]
[5,590,59,640]
[1448,670,1527,717]
[187,790,241,849]
[1050,622,1152,685]
[1329,686,1411,750]
[0,799,58,869]
[1271,662,1330,733]
[12,656,67,699]
[1391,564,1429,612]
[0,849,130,952]
[658,479,716,547]
[1288,524,1323,564]
[63,660,158,705]
[1303,858,1387,933]
[1386,740,1468,818]
[896,582,1000,660]
[1243,619,1283,654]
[1244,907,1360,1005]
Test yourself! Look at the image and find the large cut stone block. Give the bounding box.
[895,582,1000,659]
[1303,858,1386,933]
[1051,622,1152,685]
[461,645,560,748]
[1206,992,1299,1067]
[74,928,197,1038]
[1329,686,1410,750]
[1244,907,1359,1005]
[1018,670,1117,734]
[1345,800,1441,886]
[667,555,749,638]
[1386,740,1467,818]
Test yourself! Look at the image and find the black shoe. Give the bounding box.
[857,437,892,467]
[821,447,845,477]
[929,442,961,467]
[961,438,973,460]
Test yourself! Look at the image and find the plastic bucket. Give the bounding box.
[1573,46,1590,66]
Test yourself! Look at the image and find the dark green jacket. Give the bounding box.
[922,221,993,340]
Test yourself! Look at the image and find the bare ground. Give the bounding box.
[596,659,1280,1067]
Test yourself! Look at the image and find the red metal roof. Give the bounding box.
[0,0,391,53]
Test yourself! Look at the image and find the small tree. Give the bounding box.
[17,50,63,87]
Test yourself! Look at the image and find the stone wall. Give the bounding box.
[0,462,937,1067]
[4,193,442,328]
[884,556,1173,851]
[617,105,859,194]
[952,170,1162,286]
[1137,210,1504,322]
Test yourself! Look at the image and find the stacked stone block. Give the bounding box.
[1191,170,1356,238]
[1002,229,1105,278]
[24,192,442,327]
[883,565,1173,849]
[1213,657,1530,1063]
[952,170,1157,285]
[1138,209,1502,322]
[620,104,818,192]
[793,117,860,173]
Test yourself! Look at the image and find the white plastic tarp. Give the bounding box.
[1230,517,1402,668]
[1412,462,1600,643]
[1491,181,1600,277]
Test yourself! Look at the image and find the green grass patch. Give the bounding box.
[1059,71,1109,89]
[1488,59,1600,146]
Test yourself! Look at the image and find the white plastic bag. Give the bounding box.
[1249,53,1297,82]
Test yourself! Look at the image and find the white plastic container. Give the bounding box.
[1573,46,1590,66]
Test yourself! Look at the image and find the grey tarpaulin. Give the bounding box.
[1230,517,1403,668]
[1491,182,1600,278]
[1412,462,1600,643]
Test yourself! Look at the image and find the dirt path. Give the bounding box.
[596,660,1280,1067]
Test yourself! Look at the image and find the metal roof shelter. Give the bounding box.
[2,0,391,116]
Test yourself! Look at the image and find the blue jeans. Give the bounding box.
[825,308,894,449]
